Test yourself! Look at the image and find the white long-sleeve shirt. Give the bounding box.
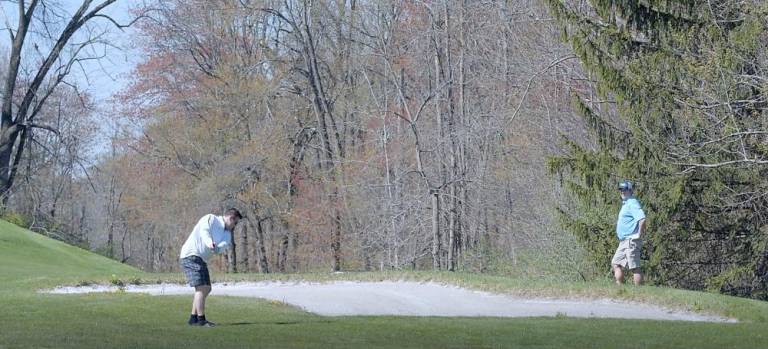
[179,214,232,262]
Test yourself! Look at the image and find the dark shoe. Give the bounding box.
[187,317,198,326]
[197,320,216,327]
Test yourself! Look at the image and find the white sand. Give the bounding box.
[45,281,736,322]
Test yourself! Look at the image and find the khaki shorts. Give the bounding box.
[611,238,642,269]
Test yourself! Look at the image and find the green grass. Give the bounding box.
[0,220,141,292]
[1,219,767,348]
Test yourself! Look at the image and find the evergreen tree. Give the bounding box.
[545,0,768,299]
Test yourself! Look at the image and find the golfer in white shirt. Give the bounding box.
[179,208,241,327]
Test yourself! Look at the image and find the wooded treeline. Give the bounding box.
[4,0,587,276]
[7,0,767,300]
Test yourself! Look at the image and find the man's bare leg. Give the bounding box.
[631,268,642,285]
[194,285,211,316]
[613,265,624,285]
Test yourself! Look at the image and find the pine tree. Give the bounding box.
[545,0,768,299]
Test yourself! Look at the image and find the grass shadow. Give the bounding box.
[224,320,333,326]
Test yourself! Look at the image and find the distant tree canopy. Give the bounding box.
[546,0,768,298]
[69,0,586,276]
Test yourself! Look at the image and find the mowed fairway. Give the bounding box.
[1,220,767,349]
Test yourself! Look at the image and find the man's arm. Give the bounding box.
[215,240,230,254]
[214,233,232,254]
[631,200,647,239]
[199,215,215,249]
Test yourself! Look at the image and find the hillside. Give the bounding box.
[0,220,139,290]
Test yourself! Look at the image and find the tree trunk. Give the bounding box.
[431,190,441,270]
[277,231,289,273]
[448,185,457,271]
[299,2,345,272]
[228,229,237,273]
[147,235,154,271]
[256,219,270,273]
[120,227,129,263]
[332,203,342,271]
[431,7,444,271]
[240,223,249,272]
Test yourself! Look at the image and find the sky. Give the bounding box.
[0,0,146,158]
[76,1,144,102]
[0,0,144,100]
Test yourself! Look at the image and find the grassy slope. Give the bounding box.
[1,220,767,349]
[0,220,140,291]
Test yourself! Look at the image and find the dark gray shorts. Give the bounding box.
[180,256,211,287]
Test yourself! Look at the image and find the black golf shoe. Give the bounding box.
[197,320,216,327]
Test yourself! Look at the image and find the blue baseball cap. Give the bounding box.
[618,180,634,191]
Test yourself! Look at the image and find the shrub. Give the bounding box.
[1,211,29,228]
[109,274,125,287]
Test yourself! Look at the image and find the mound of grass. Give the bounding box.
[0,220,140,290]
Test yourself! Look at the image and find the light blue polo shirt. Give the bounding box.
[616,197,646,240]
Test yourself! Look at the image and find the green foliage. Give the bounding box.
[1,210,29,228]
[707,265,754,295]
[473,243,597,282]
[545,0,768,299]
[109,274,125,287]
[92,243,114,259]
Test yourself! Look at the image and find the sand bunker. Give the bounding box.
[46,281,735,322]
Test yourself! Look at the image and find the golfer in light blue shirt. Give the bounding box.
[611,180,647,285]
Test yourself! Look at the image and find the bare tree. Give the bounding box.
[0,0,142,201]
